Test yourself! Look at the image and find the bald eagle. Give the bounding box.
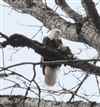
[41,29,63,86]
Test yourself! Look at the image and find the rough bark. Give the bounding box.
[81,0,100,31]
[80,20,100,54]
[55,0,82,22]
[0,95,99,107]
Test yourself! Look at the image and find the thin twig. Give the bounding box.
[95,76,100,95]
[0,58,100,71]
[59,82,91,102]
[33,65,41,107]
[68,74,88,102]
[0,58,100,76]
[0,32,8,40]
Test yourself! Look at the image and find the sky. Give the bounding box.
[0,0,100,103]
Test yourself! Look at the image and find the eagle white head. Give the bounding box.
[48,28,61,40]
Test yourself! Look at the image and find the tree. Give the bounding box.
[0,0,100,107]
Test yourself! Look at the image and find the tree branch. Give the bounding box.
[69,74,88,102]
[1,33,100,76]
[1,0,100,55]
[0,33,74,61]
[55,0,82,22]
[81,0,100,31]
[2,0,78,41]
[80,20,100,54]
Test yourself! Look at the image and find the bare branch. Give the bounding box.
[81,0,100,31]
[32,65,41,107]
[0,32,9,40]
[55,0,82,22]
[1,0,100,54]
[69,74,88,102]
[2,0,100,56]
[80,20,100,54]
[1,58,100,77]
[0,33,100,76]
[2,0,78,41]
